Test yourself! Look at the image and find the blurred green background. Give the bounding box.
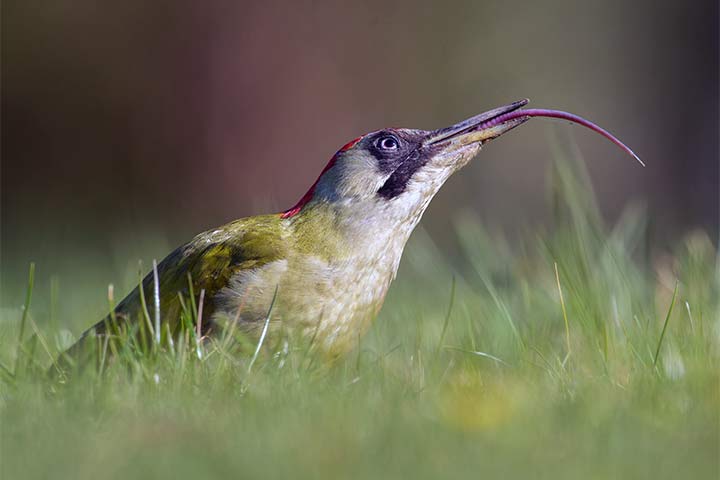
[2,0,718,327]
[1,3,718,479]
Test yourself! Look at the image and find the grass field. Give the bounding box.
[1,159,718,479]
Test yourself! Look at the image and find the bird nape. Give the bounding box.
[59,98,642,368]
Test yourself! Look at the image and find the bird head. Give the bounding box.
[281,99,530,225]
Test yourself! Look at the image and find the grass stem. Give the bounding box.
[653,282,679,368]
[435,275,456,357]
[248,286,278,373]
[153,259,161,345]
[14,262,35,375]
[554,262,572,359]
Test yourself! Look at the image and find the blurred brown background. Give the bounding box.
[2,0,718,311]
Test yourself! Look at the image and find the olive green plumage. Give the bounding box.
[69,203,387,359]
[61,99,544,367]
[70,215,288,355]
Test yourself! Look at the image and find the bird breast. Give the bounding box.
[214,234,407,355]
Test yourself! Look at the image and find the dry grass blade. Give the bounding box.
[554,262,572,360]
[153,259,161,344]
[196,288,205,359]
[248,285,278,373]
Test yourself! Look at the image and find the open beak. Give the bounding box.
[426,99,530,147]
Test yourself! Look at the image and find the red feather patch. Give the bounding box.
[280,136,362,219]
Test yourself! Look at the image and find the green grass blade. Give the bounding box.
[653,282,679,368]
[13,262,35,376]
[435,275,456,356]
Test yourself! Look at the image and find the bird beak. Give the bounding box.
[425,99,530,147]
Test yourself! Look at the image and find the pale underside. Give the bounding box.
[211,145,476,354]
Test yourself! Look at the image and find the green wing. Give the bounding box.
[68,215,287,356]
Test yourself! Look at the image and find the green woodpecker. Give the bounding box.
[66,99,641,359]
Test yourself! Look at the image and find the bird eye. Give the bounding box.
[377,135,399,151]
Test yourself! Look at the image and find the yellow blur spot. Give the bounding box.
[438,372,525,432]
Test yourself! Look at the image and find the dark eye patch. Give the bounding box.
[377,149,429,199]
[364,129,435,199]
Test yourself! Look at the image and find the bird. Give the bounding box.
[62,99,641,364]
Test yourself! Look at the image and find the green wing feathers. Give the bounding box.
[65,215,287,360]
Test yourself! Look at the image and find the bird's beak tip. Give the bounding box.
[426,99,530,146]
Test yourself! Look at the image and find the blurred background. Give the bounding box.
[2,0,718,322]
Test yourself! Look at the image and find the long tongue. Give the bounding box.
[480,109,645,167]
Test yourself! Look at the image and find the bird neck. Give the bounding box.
[288,198,423,270]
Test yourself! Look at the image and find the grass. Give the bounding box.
[1,158,718,479]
